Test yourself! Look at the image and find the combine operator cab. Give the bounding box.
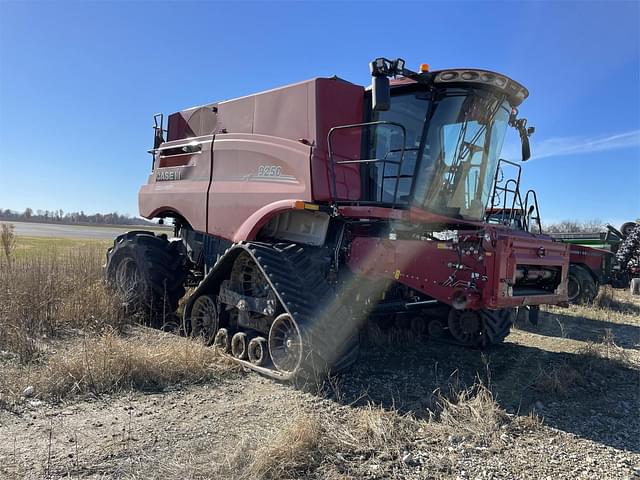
[328,59,568,331]
[106,57,570,381]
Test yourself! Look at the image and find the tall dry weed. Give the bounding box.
[243,414,323,480]
[1,222,16,264]
[36,330,235,399]
[0,244,126,362]
[1,329,237,405]
[430,383,508,446]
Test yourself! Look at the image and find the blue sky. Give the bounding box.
[0,0,638,226]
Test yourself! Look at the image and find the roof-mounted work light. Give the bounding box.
[370,57,408,111]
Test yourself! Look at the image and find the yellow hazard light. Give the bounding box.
[294,201,320,211]
[419,63,430,73]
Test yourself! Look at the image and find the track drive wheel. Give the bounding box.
[448,308,513,348]
[184,294,218,342]
[105,231,185,327]
[567,265,597,304]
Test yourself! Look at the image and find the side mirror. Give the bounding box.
[521,134,531,161]
[509,109,534,161]
[372,75,390,111]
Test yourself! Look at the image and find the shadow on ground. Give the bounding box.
[326,328,640,454]
[594,295,640,316]
[516,311,640,349]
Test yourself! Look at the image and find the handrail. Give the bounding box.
[524,189,543,234]
[488,158,524,228]
[327,121,407,208]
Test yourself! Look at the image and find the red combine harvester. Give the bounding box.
[106,58,570,379]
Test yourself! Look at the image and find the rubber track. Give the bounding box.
[187,242,358,380]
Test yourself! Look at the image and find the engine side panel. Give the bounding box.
[207,134,313,241]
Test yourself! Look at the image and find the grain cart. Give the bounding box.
[549,222,640,299]
[106,58,570,379]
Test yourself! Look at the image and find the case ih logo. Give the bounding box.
[156,169,182,181]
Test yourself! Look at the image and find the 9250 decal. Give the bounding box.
[257,165,282,177]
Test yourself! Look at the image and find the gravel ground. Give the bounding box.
[1,291,639,479]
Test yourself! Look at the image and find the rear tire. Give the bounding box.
[105,231,186,327]
[568,265,597,304]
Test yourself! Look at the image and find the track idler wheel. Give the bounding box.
[268,313,303,375]
[248,336,268,366]
[185,294,219,342]
[214,328,231,353]
[231,332,248,359]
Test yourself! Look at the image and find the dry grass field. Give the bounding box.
[0,234,638,479]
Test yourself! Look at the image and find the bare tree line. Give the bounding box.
[0,208,154,226]
[542,219,607,233]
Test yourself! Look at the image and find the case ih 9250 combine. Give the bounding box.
[106,58,570,380]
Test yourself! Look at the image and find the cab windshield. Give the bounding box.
[370,87,511,221]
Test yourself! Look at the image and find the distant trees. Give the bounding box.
[543,219,606,233]
[0,208,155,226]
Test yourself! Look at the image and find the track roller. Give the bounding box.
[248,336,268,366]
[214,328,231,353]
[231,332,248,359]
